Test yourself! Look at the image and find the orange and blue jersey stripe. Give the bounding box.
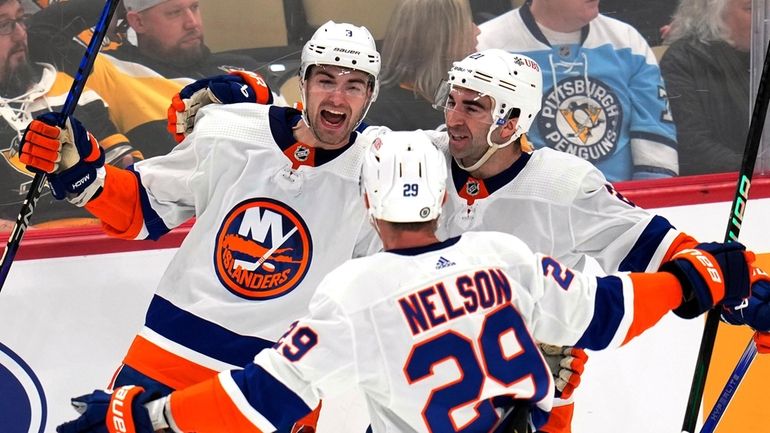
[618,215,678,272]
[123,295,277,389]
[170,364,313,433]
[574,272,683,349]
[573,275,628,350]
[86,165,171,240]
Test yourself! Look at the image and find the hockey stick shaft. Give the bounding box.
[0,0,121,293]
[698,341,758,433]
[680,38,770,433]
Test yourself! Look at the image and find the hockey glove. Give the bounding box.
[661,242,753,319]
[720,266,770,331]
[56,386,164,433]
[19,113,105,206]
[539,344,587,399]
[167,70,273,142]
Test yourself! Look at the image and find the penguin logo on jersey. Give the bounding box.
[214,198,313,300]
[538,76,622,163]
[0,342,47,433]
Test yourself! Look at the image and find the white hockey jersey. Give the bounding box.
[107,103,377,388]
[362,127,689,277]
[439,146,682,274]
[167,232,677,433]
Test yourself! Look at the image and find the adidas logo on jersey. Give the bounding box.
[436,256,456,270]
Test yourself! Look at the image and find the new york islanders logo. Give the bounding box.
[0,341,47,433]
[214,198,313,300]
[538,76,622,163]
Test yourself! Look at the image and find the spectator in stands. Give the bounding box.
[26,0,279,158]
[660,0,751,176]
[364,0,479,131]
[0,0,137,231]
[477,0,679,182]
[600,0,677,46]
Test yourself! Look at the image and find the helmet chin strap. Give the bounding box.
[455,123,521,173]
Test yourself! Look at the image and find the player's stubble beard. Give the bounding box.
[142,34,209,68]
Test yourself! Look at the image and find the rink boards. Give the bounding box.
[1,193,769,433]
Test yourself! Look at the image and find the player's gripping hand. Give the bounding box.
[167,70,273,142]
[19,113,105,206]
[56,386,164,433]
[539,344,587,399]
[720,266,770,331]
[661,242,753,319]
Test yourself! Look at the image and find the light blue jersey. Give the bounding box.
[478,4,678,182]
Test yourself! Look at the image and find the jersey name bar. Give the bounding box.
[398,268,512,336]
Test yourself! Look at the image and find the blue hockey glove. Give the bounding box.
[56,386,159,433]
[721,266,770,331]
[168,70,273,142]
[661,242,753,319]
[20,112,105,205]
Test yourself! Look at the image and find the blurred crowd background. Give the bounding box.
[0,0,765,230]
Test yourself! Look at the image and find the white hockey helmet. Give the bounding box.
[445,49,542,140]
[362,131,447,223]
[435,49,543,171]
[300,21,381,85]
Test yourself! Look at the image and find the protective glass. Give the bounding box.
[432,80,495,126]
[304,64,373,100]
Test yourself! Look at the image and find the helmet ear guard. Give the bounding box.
[362,131,447,223]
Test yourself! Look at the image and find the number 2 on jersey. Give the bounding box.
[404,304,550,432]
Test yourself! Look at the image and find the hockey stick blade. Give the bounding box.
[0,0,122,293]
[680,38,770,433]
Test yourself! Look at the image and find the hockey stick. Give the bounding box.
[698,339,758,433]
[0,0,121,293]
[680,37,770,433]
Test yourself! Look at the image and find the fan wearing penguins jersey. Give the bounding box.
[55,130,770,433]
[0,0,136,230]
[20,21,382,433]
[477,0,678,182]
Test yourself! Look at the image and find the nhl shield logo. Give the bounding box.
[465,179,480,196]
[538,76,622,163]
[214,198,313,300]
[0,342,47,433]
[294,145,310,162]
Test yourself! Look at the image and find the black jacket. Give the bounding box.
[660,38,750,176]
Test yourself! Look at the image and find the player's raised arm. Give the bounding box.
[167,71,274,142]
[526,241,770,352]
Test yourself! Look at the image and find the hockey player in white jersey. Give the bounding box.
[55,130,770,433]
[165,48,770,433]
[20,20,383,433]
[404,48,770,433]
